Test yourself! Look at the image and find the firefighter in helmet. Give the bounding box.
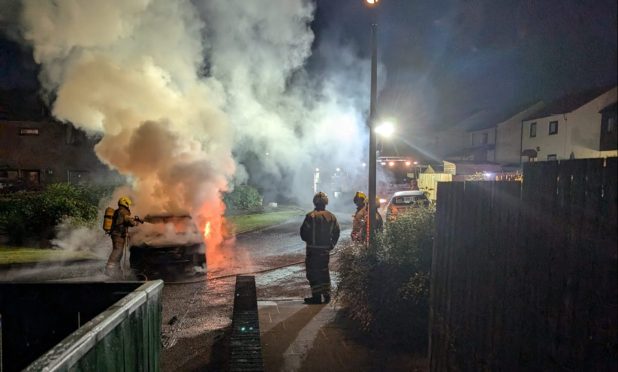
[356,196,384,243]
[365,196,384,239]
[300,192,340,304]
[351,191,367,242]
[105,196,143,278]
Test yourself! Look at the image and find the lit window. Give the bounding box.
[549,121,558,135]
[529,122,536,137]
[19,128,39,136]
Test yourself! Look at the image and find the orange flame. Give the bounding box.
[197,198,230,269]
[203,221,211,239]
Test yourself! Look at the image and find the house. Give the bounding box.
[438,102,545,165]
[495,101,545,165]
[431,109,497,162]
[520,86,618,162]
[0,119,117,189]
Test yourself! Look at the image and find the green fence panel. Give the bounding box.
[25,280,163,372]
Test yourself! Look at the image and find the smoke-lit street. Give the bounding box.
[1,0,616,370]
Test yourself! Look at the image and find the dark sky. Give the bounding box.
[313,0,617,131]
[1,0,616,131]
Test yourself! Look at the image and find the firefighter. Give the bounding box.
[351,191,367,242]
[105,196,143,278]
[300,192,340,304]
[359,197,384,243]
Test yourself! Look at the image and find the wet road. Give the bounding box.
[161,210,352,370]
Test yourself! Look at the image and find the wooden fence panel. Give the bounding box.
[429,158,618,371]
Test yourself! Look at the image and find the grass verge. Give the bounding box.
[226,207,304,234]
[0,247,100,265]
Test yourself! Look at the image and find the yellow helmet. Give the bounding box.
[118,196,132,208]
[353,191,367,206]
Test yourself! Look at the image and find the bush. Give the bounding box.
[0,183,102,245]
[336,206,435,351]
[223,184,263,211]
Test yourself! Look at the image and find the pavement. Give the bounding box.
[259,300,428,372]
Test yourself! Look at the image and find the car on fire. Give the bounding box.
[129,214,206,281]
[385,190,430,221]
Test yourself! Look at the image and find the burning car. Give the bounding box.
[129,214,206,281]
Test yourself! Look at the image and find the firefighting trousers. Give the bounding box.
[305,247,331,296]
[107,235,126,268]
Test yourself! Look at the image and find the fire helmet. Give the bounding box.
[353,191,367,206]
[118,196,132,208]
[313,192,329,207]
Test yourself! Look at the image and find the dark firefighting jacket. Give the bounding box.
[300,209,340,250]
[110,205,137,238]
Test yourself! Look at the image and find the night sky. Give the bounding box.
[313,0,617,131]
[1,0,616,132]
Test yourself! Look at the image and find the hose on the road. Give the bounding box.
[165,247,341,285]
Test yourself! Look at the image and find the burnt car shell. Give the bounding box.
[129,214,206,281]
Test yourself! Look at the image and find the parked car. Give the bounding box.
[385,190,430,221]
[129,214,206,281]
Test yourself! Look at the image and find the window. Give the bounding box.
[529,122,537,137]
[607,117,616,133]
[549,121,558,135]
[23,170,40,186]
[0,169,19,180]
[481,132,488,144]
[19,128,39,136]
[547,154,557,161]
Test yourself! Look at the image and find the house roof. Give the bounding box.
[524,86,616,121]
[0,89,47,120]
[465,100,544,132]
[599,101,617,113]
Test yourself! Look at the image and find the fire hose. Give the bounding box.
[165,247,342,285]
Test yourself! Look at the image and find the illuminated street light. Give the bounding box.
[336,167,341,172]
[365,0,380,5]
[388,161,395,167]
[413,161,419,165]
[362,162,367,167]
[405,161,411,166]
[375,121,395,137]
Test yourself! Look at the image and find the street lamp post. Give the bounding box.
[367,1,379,246]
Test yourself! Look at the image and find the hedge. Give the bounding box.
[223,184,263,211]
[336,206,435,351]
[0,183,107,245]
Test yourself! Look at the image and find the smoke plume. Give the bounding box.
[12,0,235,253]
[6,0,376,255]
[200,0,374,204]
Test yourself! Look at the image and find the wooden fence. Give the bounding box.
[429,158,617,371]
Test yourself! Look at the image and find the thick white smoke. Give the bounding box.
[7,0,377,255]
[14,0,235,251]
[200,0,374,204]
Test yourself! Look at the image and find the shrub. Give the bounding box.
[0,183,101,245]
[336,206,435,351]
[223,184,263,211]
